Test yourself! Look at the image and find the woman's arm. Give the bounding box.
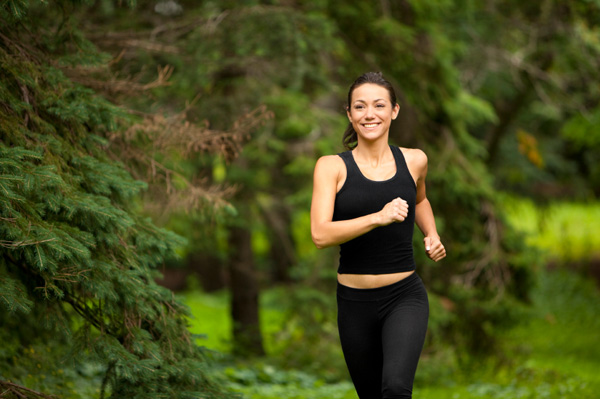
[310,155,408,249]
[411,150,446,262]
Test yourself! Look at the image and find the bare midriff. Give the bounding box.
[337,270,415,289]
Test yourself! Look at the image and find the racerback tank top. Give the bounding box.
[333,145,417,274]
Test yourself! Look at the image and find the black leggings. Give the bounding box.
[337,272,429,399]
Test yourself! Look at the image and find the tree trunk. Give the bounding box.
[228,224,265,356]
[260,200,295,283]
[187,252,228,292]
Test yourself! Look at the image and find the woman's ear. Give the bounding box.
[392,103,400,120]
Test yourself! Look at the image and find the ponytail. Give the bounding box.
[342,123,358,150]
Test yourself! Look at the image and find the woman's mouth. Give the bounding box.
[362,123,380,129]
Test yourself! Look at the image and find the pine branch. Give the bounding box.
[62,292,117,337]
[0,31,43,66]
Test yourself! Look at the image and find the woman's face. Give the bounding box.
[347,83,399,144]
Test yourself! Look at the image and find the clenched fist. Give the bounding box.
[424,236,446,262]
[378,197,409,225]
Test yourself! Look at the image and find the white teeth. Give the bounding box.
[364,123,378,128]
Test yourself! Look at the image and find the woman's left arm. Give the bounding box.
[411,149,446,262]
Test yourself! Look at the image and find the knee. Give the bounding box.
[382,377,412,399]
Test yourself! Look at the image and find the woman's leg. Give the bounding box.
[337,293,383,399]
[380,277,429,399]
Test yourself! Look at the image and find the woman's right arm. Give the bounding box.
[310,156,408,249]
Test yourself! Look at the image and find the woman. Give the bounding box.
[310,72,446,399]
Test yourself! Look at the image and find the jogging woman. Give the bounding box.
[310,72,446,399]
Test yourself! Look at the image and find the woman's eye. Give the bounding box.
[354,105,364,110]
[376,104,385,108]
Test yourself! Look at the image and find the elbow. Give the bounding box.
[311,230,329,249]
[312,234,326,250]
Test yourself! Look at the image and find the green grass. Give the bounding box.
[181,288,232,352]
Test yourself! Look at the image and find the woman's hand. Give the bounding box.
[378,197,409,225]
[424,236,446,262]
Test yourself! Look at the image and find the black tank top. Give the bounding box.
[333,145,417,274]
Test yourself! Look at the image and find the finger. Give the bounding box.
[424,237,432,252]
[394,198,408,208]
[429,241,442,251]
[431,239,444,250]
[425,239,442,258]
[432,245,446,261]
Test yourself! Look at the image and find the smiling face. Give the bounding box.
[347,83,400,145]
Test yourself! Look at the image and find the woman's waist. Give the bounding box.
[337,270,415,289]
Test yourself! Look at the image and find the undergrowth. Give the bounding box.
[182,267,600,399]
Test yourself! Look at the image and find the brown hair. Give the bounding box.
[343,72,398,150]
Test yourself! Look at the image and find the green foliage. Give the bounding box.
[224,363,356,399]
[562,110,600,150]
[460,1,600,198]
[561,110,600,192]
[0,0,31,22]
[265,285,347,381]
[0,4,228,398]
[0,0,138,25]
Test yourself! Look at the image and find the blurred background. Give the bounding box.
[1,0,599,398]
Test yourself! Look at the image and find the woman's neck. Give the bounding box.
[353,139,392,166]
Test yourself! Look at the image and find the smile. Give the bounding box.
[362,123,380,128]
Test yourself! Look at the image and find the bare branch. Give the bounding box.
[0,380,58,399]
[106,105,272,215]
[60,64,174,96]
[0,238,57,249]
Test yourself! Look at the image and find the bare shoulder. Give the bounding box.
[315,154,344,169]
[314,154,345,178]
[399,147,428,170]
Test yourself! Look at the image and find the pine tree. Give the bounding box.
[0,2,232,398]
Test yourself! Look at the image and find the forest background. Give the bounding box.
[1,0,599,398]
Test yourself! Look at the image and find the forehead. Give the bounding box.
[351,83,390,103]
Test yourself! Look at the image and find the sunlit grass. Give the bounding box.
[181,288,232,353]
[180,283,292,355]
[502,196,600,263]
